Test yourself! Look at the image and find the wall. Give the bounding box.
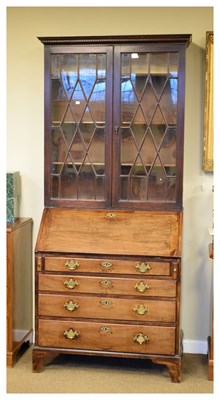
[7,7,213,353]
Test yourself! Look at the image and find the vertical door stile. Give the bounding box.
[105,46,114,207]
[112,45,121,207]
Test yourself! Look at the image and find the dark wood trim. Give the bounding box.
[38,34,192,47]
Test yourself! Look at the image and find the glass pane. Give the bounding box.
[150,53,168,75]
[159,127,176,168]
[167,177,176,201]
[169,53,179,76]
[50,52,107,201]
[120,176,129,200]
[119,50,179,204]
[78,158,96,200]
[121,53,130,78]
[51,176,59,198]
[140,129,157,167]
[62,122,77,147]
[121,127,136,167]
[150,124,166,148]
[160,80,178,124]
[79,54,96,99]
[97,54,106,79]
[51,55,60,78]
[148,162,166,201]
[71,82,87,123]
[51,128,67,174]
[141,82,157,124]
[130,177,147,200]
[121,79,138,123]
[70,129,85,165]
[131,53,149,101]
[60,167,78,199]
[61,54,78,99]
[89,81,106,123]
[89,128,105,166]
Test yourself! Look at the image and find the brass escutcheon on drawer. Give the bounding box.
[63,328,79,340]
[134,281,150,293]
[100,279,112,287]
[106,212,117,218]
[65,259,80,270]
[64,301,79,312]
[100,261,113,268]
[133,304,150,316]
[133,332,149,345]
[99,326,112,333]
[135,262,151,273]
[64,279,79,290]
[100,300,112,306]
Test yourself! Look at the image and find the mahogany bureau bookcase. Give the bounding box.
[33,34,191,383]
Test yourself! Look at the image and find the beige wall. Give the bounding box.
[7,7,213,350]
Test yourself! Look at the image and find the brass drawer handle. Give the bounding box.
[100,280,112,287]
[100,261,113,268]
[134,281,150,293]
[100,326,112,333]
[64,301,79,312]
[65,259,80,270]
[100,300,112,306]
[64,279,79,289]
[64,328,79,340]
[133,333,149,346]
[135,262,151,273]
[133,304,150,316]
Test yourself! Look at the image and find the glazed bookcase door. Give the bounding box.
[112,44,186,210]
[44,39,186,210]
[45,46,113,208]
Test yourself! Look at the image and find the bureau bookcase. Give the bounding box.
[33,35,191,382]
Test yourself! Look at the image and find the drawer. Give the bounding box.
[38,294,176,322]
[38,274,177,297]
[38,319,176,355]
[44,256,173,276]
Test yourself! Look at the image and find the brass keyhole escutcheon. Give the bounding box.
[106,212,117,218]
[100,300,112,306]
[134,281,150,293]
[100,261,113,269]
[100,280,112,287]
[100,326,112,334]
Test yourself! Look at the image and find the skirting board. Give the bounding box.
[183,339,208,354]
[13,330,33,343]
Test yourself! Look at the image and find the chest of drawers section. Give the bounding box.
[33,208,182,382]
[35,254,180,359]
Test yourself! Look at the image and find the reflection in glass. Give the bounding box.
[50,52,107,200]
[120,51,178,203]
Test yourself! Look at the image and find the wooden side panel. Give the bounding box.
[35,208,182,257]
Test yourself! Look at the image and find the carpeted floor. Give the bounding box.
[7,345,213,394]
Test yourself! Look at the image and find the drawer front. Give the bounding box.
[38,294,176,323]
[44,256,172,276]
[38,319,176,355]
[38,274,176,297]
